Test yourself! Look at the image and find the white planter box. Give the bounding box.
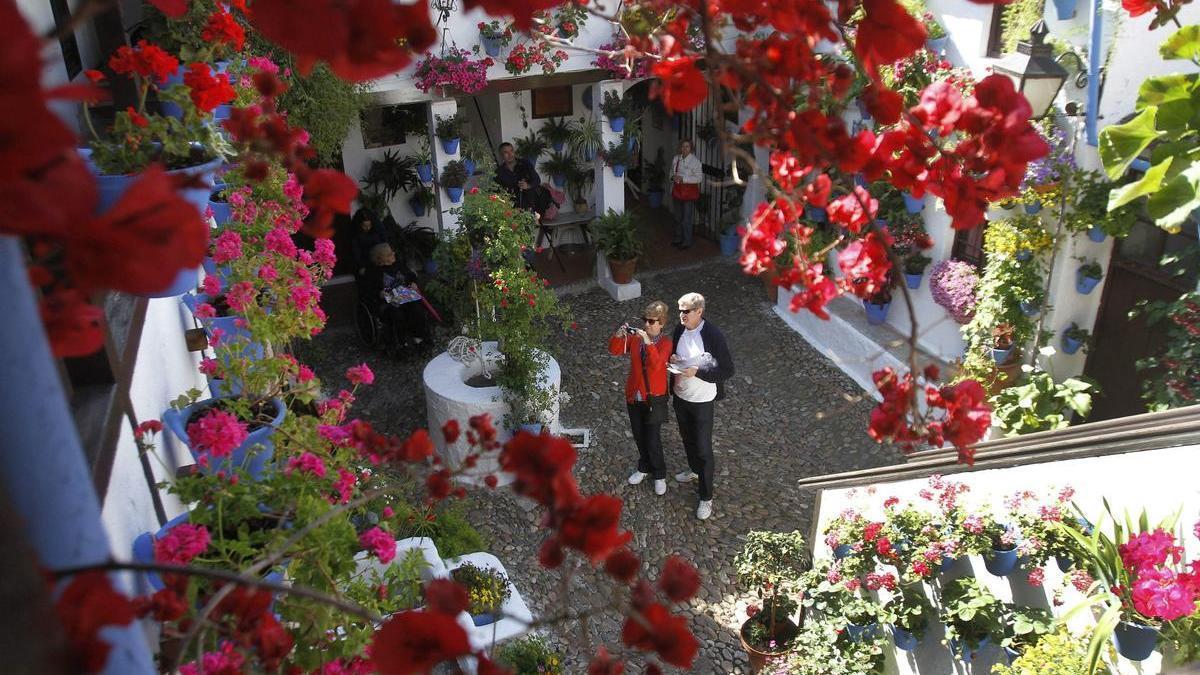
[444,551,534,653]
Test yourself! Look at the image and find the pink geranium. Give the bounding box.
[287,452,327,478]
[358,527,396,563]
[186,408,248,458]
[346,363,374,386]
[154,523,211,565]
[1131,567,1198,621]
[1121,529,1184,571]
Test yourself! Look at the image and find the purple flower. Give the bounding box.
[929,259,979,324]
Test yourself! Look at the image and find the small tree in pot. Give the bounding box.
[514,129,548,164]
[594,209,643,284]
[734,530,810,670]
[565,163,594,213]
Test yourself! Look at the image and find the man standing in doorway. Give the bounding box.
[495,141,552,218]
[669,292,734,520]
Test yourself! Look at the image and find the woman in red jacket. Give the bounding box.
[608,300,673,495]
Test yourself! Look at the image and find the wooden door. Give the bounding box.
[1084,220,1198,420]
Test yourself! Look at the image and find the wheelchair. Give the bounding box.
[355,299,404,351]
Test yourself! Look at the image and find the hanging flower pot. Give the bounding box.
[518,423,544,435]
[1087,225,1107,242]
[1112,621,1160,661]
[904,272,923,289]
[132,511,288,591]
[582,85,593,111]
[608,116,625,133]
[1016,249,1033,262]
[864,300,891,325]
[463,158,476,177]
[940,555,965,573]
[983,546,1019,576]
[902,192,924,213]
[446,186,464,203]
[481,36,502,57]
[992,346,1014,364]
[926,36,950,54]
[1025,201,1043,215]
[182,293,265,361]
[892,625,920,651]
[416,162,433,183]
[208,194,232,225]
[610,164,626,177]
[552,141,566,153]
[162,397,287,480]
[647,190,664,209]
[552,174,567,188]
[846,622,880,642]
[409,196,427,217]
[1052,0,1078,20]
[1076,266,1103,294]
[440,137,461,155]
[833,543,852,559]
[1062,332,1083,355]
[950,635,991,661]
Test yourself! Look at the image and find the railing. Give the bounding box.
[796,404,1200,491]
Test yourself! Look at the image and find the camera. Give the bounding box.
[623,324,639,335]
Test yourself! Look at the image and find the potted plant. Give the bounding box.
[600,90,627,132]
[571,116,604,162]
[409,185,435,217]
[903,252,932,289]
[395,221,438,272]
[644,156,666,208]
[939,577,1005,661]
[440,160,469,203]
[460,136,491,178]
[719,187,747,257]
[414,137,433,183]
[434,113,465,155]
[360,150,421,219]
[924,12,948,53]
[552,3,587,38]
[991,365,1095,435]
[734,530,809,670]
[992,322,1016,364]
[1061,323,1090,355]
[929,259,980,324]
[1000,605,1054,662]
[538,117,575,153]
[541,151,576,189]
[993,627,1090,674]
[494,635,563,674]
[477,20,513,58]
[696,120,717,146]
[1066,170,1138,242]
[209,181,232,225]
[450,561,512,626]
[601,140,631,177]
[162,391,287,481]
[864,286,893,326]
[886,583,934,651]
[902,190,925,214]
[954,509,1020,576]
[594,209,643,284]
[413,47,493,95]
[564,163,594,213]
[839,594,885,642]
[1019,292,1042,317]
[514,129,548,166]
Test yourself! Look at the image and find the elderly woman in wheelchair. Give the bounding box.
[356,243,437,353]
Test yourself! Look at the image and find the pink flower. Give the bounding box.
[314,238,337,268]
[186,408,248,459]
[287,452,327,478]
[863,522,883,542]
[201,273,221,297]
[265,227,297,258]
[359,526,396,563]
[179,643,245,675]
[333,468,356,504]
[290,282,320,310]
[962,515,984,534]
[247,55,279,74]
[225,281,256,313]
[297,365,315,382]
[318,424,351,445]
[154,523,211,565]
[212,230,243,264]
[195,303,217,319]
[346,363,374,386]
[1026,567,1045,587]
[1069,569,1095,592]
[1131,567,1198,621]
[198,358,220,376]
[383,506,394,518]
[1121,529,1184,572]
[883,496,900,509]
[257,264,278,282]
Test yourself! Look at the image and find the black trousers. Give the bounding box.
[673,397,715,500]
[627,403,666,479]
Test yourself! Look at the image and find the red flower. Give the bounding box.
[108,40,179,84]
[856,0,926,76]
[538,537,566,568]
[249,0,438,82]
[442,419,461,444]
[933,378,991,459]
[183,63,236,113]
[370,610,472,673]
[39,289,105,357]
[837,231,893,298]
[126,106,148,128]
[500,432,580,510]
[55,572,136,673]
[201,10,246,51]
[148,0,189,17]
[1122,0,1156,15]
[604,547,641,584]
[426,469,452,501]
[863,84,904,126]
[556,494,633,563]
[85,69,106,83]
[621,602,699,668]
[652,57,708,114]
[826,186,878,233]
[399,429,435,462]
[300,168,358,238]
[587,647,625,675]
[658,556,701,602]
[424,579,470,615]
[133,587,186,622]
[463,0,561,31]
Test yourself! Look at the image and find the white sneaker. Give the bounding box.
[654,479,667,495]
[628,471,648,485]
[675,471,699,483]
[696,500,713,520]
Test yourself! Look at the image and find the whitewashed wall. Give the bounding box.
[812,444,1200,675]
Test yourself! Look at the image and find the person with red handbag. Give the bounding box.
[669,139,703,249]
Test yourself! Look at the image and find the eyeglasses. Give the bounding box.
[679,308,699,315]
[642,317,660,324]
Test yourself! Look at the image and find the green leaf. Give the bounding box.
[1087,604,1122,674]
[1137,73,1198,109]
[1100,108,1163,180]
[1109,156,1173,209]
[1146,163,1200,233]
[1159,24,1200,61]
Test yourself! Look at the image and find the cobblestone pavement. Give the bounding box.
[303,258,901,673]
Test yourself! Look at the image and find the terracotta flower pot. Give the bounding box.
[608,257,637,284]
[739,615,799,673]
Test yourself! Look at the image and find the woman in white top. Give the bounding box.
[669,139,703,249]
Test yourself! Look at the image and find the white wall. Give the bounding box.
[342,114,441,230]
[813,444,1200,675]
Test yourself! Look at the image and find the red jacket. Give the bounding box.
[608,334,673,403]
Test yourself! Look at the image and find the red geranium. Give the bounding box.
[658,556,701,602]
[39,289,105,358]
[652,57,708,114]
[183,63,236,113]
[108,40,180,84]
[556,494,632,563]
[55,572,136,673]
[620,602,699,668]
[202,10,246,51]
[370,610,472,673]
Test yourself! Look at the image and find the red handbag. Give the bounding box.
[671,182,700,201]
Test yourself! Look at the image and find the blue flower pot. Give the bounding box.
[416,163,433,183]
[926,36,949,54]
[1052,0,1078,20]
[1076,269,1102,294]
[582,86,593,111]
[152,267,201,298]
[806,206,828,223]
[833,543,852,560]
[424,259,439,275]
[446,186,464,203]
[91,154,222,217]
[481,36,501,57]
[1025,202,1043,215]
[892,625,919,651]
[610,164,625,177]
[201,258,232,289]
[163,396,286,480]
[720,231,740,257]
[518,423,544,435]
[409,197,426,217]
[903,192,924,213]
[846,622,879,642]
[940,555,963,573]
[984,546,1019,576]
[209,199,232,225]
[627,136,637,151]
[182,293,264,361]
[583,149,595,162]
[864,301,891,325]
[950,635,991,661]
[1062,333,1083,355]
[472,612,497,627]
[1016,249,1033,262]
[440,137,460,155]
[1113,621,1159,661]
[647,191,664,209]
[609,116,625,133]
[1004,646,1021,663]
[1087,225,1107,242]
[1020,300,1040,316]
[1056,555,1074,572]
[552,141,565,153]
[993,346,1014,364]
[463,158,476,176]
[904,272,923,290]
[552,174,566,188]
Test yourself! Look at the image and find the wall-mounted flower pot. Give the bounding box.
[163,397,287,479]
[446,186,464,203]
[481,36,502,57]
[926,36,949,54]
[846,622,880,642]
[864,301,891,325]
[903,192,924,213]
[647,190,664,209]
[552,174,566,188]
[582,86,593,111]
[92,154,221,218]
[1076,269,1102,294]
[1016,249,1033,262]
[1003,646,1021,663]
[833,543,852,559]
[439,137,460,155]
[1020,300,1040,317]
[950,635,991,661]
[1024,202,1043,215]
[608,116,625,133]
[409,196,427,217]
[1062,333,1083,355]
[892,625,920,651]
[1112,620,1159,661]
[904,272,923,289]
[472,612,498,627]
[463,158,476,176]
[517,423,544,435]
[609,164,625,177]
[1087,226,1107,242]
[208,198,232,225]
[992,346,1014,364]
[132,511,287,592]
[940,555,964,573]
[182,293,264,361]
[416,163,433,183]
[984,546,1019,576]
[805,205,827,223]
[720,231,740,257]
[1052,0,1078,20]
[551,141,565,153]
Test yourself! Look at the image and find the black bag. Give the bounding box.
[640,345,669,424]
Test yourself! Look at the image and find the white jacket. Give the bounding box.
[671,153,703,186]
